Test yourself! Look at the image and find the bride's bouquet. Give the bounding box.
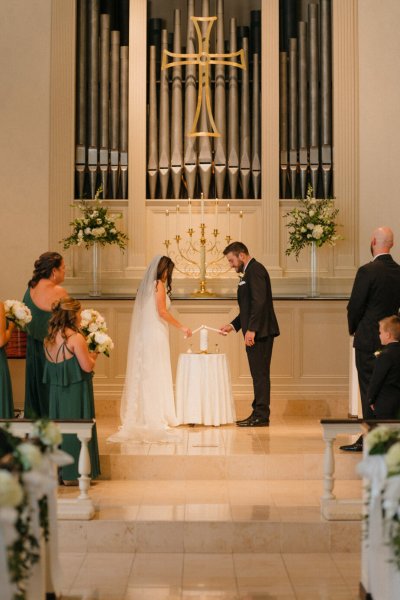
[80,308,114,357]
[4,300,32,331]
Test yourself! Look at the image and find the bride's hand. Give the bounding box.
[181,326,192,338]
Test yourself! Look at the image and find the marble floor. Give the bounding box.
[58,417,363,599]
[60,551,361,599]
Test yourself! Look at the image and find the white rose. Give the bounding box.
[88,322,99,333]
[365,426,393,451]
[0,471,23,508]
[94,331,109,345]
[92,211,98,217]
[31,421,62,447]
[96,218,102,225]
[110,228,116,234]
[309,210,315,217]
[312,225,324,240]
[301,227,306,233]
[307,223,314,230]
[14,306,27,320]
[16,443,42,471]
[84,227,92,235]
[92,227,105,237]
[386,442,400,474]
[81,309,92,322]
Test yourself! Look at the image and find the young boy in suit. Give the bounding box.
[368,315,400,420]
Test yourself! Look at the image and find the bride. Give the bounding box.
[108,255,192,442]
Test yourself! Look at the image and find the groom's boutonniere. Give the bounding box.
[374,349,382,357]
[238,273,246,286]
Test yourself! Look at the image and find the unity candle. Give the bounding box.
[199,326,208,352]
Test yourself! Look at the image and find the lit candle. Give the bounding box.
[215,198,218,229]
[165,209,169,240]
[176,204,180,234]
[201,193,204,223]
[188,198,192,229]
[200,326,208,352]
[227,203,230,237]
[239,210,243,241]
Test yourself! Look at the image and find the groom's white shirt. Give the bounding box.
[243,257,252,273]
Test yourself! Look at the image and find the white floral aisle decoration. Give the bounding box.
[357,426,400,569]
[0,420,68,600]
[284,184,341,260]
[80,308,114,357]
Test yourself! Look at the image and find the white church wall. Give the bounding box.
[0,0,52,299]
[358,0,400,265]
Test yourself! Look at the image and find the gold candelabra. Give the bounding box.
[163,195,244,296]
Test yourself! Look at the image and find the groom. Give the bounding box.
[220,242,280,426]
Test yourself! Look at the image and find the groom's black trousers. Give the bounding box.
[246,336,274,421]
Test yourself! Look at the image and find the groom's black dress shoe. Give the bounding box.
[339,435,363,452]
[237,417,270,427]
[236,414,254,424]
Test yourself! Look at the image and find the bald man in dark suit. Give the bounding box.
[341,227,400,451]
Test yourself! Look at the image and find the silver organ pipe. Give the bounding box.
[146,1,264,200]
[279,0,333,198]
[74,0,130,200]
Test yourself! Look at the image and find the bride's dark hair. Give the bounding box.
[156,256,174,296]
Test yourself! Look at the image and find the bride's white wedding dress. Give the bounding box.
[108,256,180,443]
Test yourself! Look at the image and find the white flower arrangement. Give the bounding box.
[0,471,24,508]
[4,299,32,331]
[0,419,70,596]
[61,186,128,250]
[365,425,394,453]
[80,308,106,333]
[80,308,114,357]
[15,443,43,471]
[87,330,114,357]
[386,442,400,477]
[360,425,400,569]
[30,420,62,449]
[284,184,341,259]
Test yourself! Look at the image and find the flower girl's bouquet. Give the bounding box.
[86,330,114,357]
[80,308,114,357]
[4,300,32,331]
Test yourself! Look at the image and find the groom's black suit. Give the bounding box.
[231,258,280,421]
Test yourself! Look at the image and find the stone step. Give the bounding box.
[98,451,360,481]
[58,479,362,554]
[58,506,361,555]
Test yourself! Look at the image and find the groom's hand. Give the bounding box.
[245,330,255,347]
[220,324,234,335]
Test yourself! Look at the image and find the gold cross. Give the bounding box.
[161,16,246,138]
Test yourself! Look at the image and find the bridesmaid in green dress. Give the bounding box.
[43,296,101,482]
[23,252,67,418]
[0,301,15,418]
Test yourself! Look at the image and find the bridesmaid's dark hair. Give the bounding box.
[28,252,63,288]
[156,256,174,296]
[46,296,81,344]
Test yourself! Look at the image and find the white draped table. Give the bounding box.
[175,353,236,426]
